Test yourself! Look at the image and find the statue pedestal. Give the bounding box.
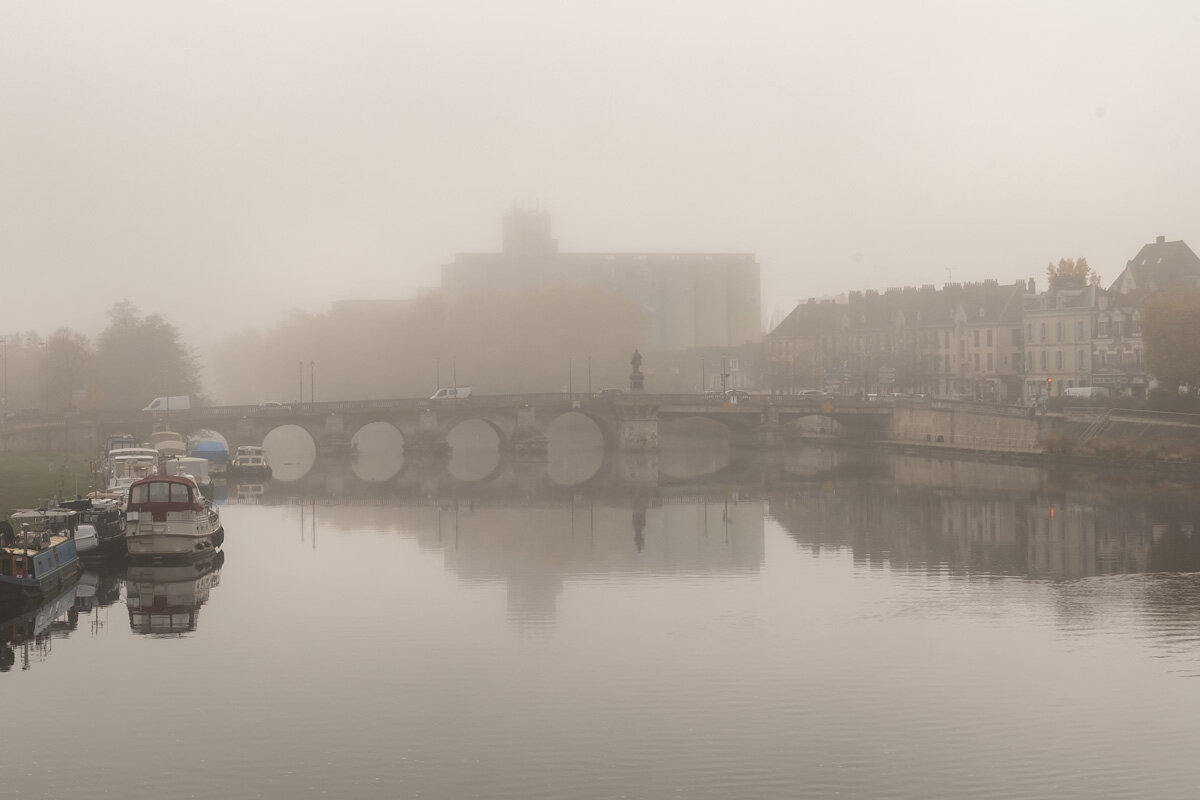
[629,372,644,392]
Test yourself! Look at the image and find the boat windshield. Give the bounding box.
[130,481,192,504]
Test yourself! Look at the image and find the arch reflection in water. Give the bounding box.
[125,551,225,636]
[350,422,406,483]
[262,425,317,482]
[446,420,501,481]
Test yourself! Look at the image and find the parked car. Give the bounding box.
[255,401,293,413]
[594,388,627,398]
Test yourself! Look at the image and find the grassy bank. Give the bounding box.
[0,452,99,514]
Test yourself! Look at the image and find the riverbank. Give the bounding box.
[0,452,97,513]
[795,432,1200,480]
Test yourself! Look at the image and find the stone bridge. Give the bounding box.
[7,394,1048,457]
[83,393,897,456]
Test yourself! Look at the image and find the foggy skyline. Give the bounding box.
[3,1,1198,345]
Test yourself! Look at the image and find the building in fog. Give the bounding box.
[766,281,1025,400]
[441,209,762,350]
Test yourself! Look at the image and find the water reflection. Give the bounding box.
[224,444,1200,586]
[125,551,225,636]
[0,579,81,671]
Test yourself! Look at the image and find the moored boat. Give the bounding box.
[0,509,84,600]
[124,474,223,559]
[59,497,126,556]
[148,430,187,460]
[105,447,161,494]
[228,445,272,479]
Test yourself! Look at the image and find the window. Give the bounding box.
[1056,322,1064,342]
[149,482,170,503]
[1077,321,1085,340]
[1026,323,1032,342]
[974,353,980,370]
[1136,349,1142,367]
[1041,352,1048,370]
[170,483,190,503]
[1040,323,1047,342]
[987,353,993,371]
[1055,351,1064,370]
[1013,328,1021,345]
[1077,350,1084,369]
[986,330,993,347]
[131,484,148,504]
[973,330,980,347]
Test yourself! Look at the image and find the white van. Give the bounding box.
[1063,386,1109,400]
[142,395,191,413]
[429,386,472,400]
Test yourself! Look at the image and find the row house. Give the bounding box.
[1094,235,1200,398]
[766,281,1025,400]
[767,236,1200,403]
[1021,277,1101,399]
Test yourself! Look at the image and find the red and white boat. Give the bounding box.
[124,475,224,559]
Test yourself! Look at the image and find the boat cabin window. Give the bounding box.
[131,481,192,504]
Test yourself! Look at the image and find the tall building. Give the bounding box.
[441,209,762,350]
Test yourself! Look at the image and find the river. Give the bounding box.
[4,439,1200,799]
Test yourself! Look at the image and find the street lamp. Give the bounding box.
[1,335,6,409]
[298,361,304,403]
[310,361,315,403]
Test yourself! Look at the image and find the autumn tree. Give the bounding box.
[94,301,206,410]
[1046,257,1101,288]
[1142,289,1200,392]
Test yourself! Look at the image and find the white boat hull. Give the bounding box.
[125,516,223,558]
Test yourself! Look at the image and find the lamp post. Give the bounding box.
[310,361,315,403]
[298,361,304,403]
[721,354,729,394]
[568,358,574,398]
[1,335,6,409]
[435,357,441,391]
[587,356,592,395]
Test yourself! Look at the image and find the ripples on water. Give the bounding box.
[4,443,1200,799]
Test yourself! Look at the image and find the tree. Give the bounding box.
[1046,257,1102,288]
[1142,290,1200,392]
[94,301,206,410]
[41,328,94,412]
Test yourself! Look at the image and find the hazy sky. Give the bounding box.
[3,0,1199,344]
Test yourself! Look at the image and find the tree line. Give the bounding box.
[3,301,203,416]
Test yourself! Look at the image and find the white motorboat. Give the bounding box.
[124,475,224,559]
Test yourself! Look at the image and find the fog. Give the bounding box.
[3,1,1198,347]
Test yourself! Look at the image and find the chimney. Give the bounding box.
[1156,235,1166,244]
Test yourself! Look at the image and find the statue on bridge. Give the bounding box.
[629,349,645,392]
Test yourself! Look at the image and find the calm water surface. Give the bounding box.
[4,442,1200,799]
